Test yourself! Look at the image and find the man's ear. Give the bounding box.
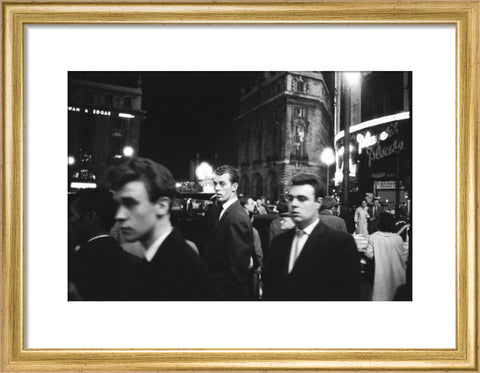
[155,196,171,215]
[232,182,239,192]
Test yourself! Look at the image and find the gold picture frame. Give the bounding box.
[1,1,478,371]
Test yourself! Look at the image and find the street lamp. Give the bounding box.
[122,146,134,157]
[68,155,75,166]
[321,147,335,196]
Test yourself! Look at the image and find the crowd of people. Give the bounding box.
[68,156,410,302]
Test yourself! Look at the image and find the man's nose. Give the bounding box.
[115,206,127,221]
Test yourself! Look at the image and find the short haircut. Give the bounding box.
[105,157,176,203]
[290,173,324,199]
[214,164,240,184]
[322,196,338,210]
[376,212,396,233]
[276,199,289,214]
[73,187,117,231]
[238,196,248,207]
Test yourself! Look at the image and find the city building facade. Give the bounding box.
[234,72,334,202]
[68,78,145,189]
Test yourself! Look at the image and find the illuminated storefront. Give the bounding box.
[333,72,412,217]
[334,112,411,211]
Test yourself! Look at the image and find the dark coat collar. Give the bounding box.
[212,200,242,233]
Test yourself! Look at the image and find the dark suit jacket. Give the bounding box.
[318,210,348,232]
[203,200,253,300]
[263,222,361,301]
[130,228,213,301]
[69,236,140,301]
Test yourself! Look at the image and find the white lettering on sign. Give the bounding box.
[357,132,377,154]
[376,181,396,189]
[366,140,405,167]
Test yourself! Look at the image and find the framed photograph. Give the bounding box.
[2,1,478,371]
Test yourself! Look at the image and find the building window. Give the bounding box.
[111,129,124,156]
[294,106,307,119]
[105,95,113,105]
[293,76,308,94]
[124,97,132,109]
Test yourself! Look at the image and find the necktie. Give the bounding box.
[289,229,305,273]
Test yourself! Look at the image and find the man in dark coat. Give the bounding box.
[318,196,348,232]
[263,174,361,301]
[68,187,140,301]
[203,165,253,300]
[107,157,213,301]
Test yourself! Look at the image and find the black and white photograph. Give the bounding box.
[67,71,412,302]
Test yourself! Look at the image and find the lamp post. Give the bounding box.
[341,71,361,205]
[320,147,335,196]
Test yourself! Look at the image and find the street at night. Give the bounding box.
[68,71,412,302]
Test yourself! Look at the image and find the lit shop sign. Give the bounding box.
[119,113,135,119]
[376,181,396,190]
[68,106,111,116]
[70,182,97,189]
[68,106,134,118]
[365,140,405,167]
[335,111,410,143]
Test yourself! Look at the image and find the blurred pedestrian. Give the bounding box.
[107,157,213,300]
[240,197,264,300]
[365,212,407,301]
[318,196,347,232]
[263,174,361,300]
[268,200,294,246]
[68,187,140,301]
[354,200,370,234]
[203,165,253,300]
[255,198,268,215]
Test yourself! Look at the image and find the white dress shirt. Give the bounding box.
[288,218,320,273]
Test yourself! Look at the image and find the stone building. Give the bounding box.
[68,78,145,188]
[234,72,334,202]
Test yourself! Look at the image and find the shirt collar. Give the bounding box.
[144,227,173,262]
[221,197,237,212]
[299,218,320,236]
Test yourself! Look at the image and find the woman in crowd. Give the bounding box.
[365,212,407,301]
[354,200,370,234]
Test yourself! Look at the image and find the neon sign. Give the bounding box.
[366,140,405,166]
[357,132,377,154]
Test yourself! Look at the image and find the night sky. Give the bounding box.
[69,71,250,179]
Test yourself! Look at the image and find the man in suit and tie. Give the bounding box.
[263,174,361,301]
[203,165,253,300]
[107,157,213,300]
[68,187,140,301]
[368,197,383,233]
